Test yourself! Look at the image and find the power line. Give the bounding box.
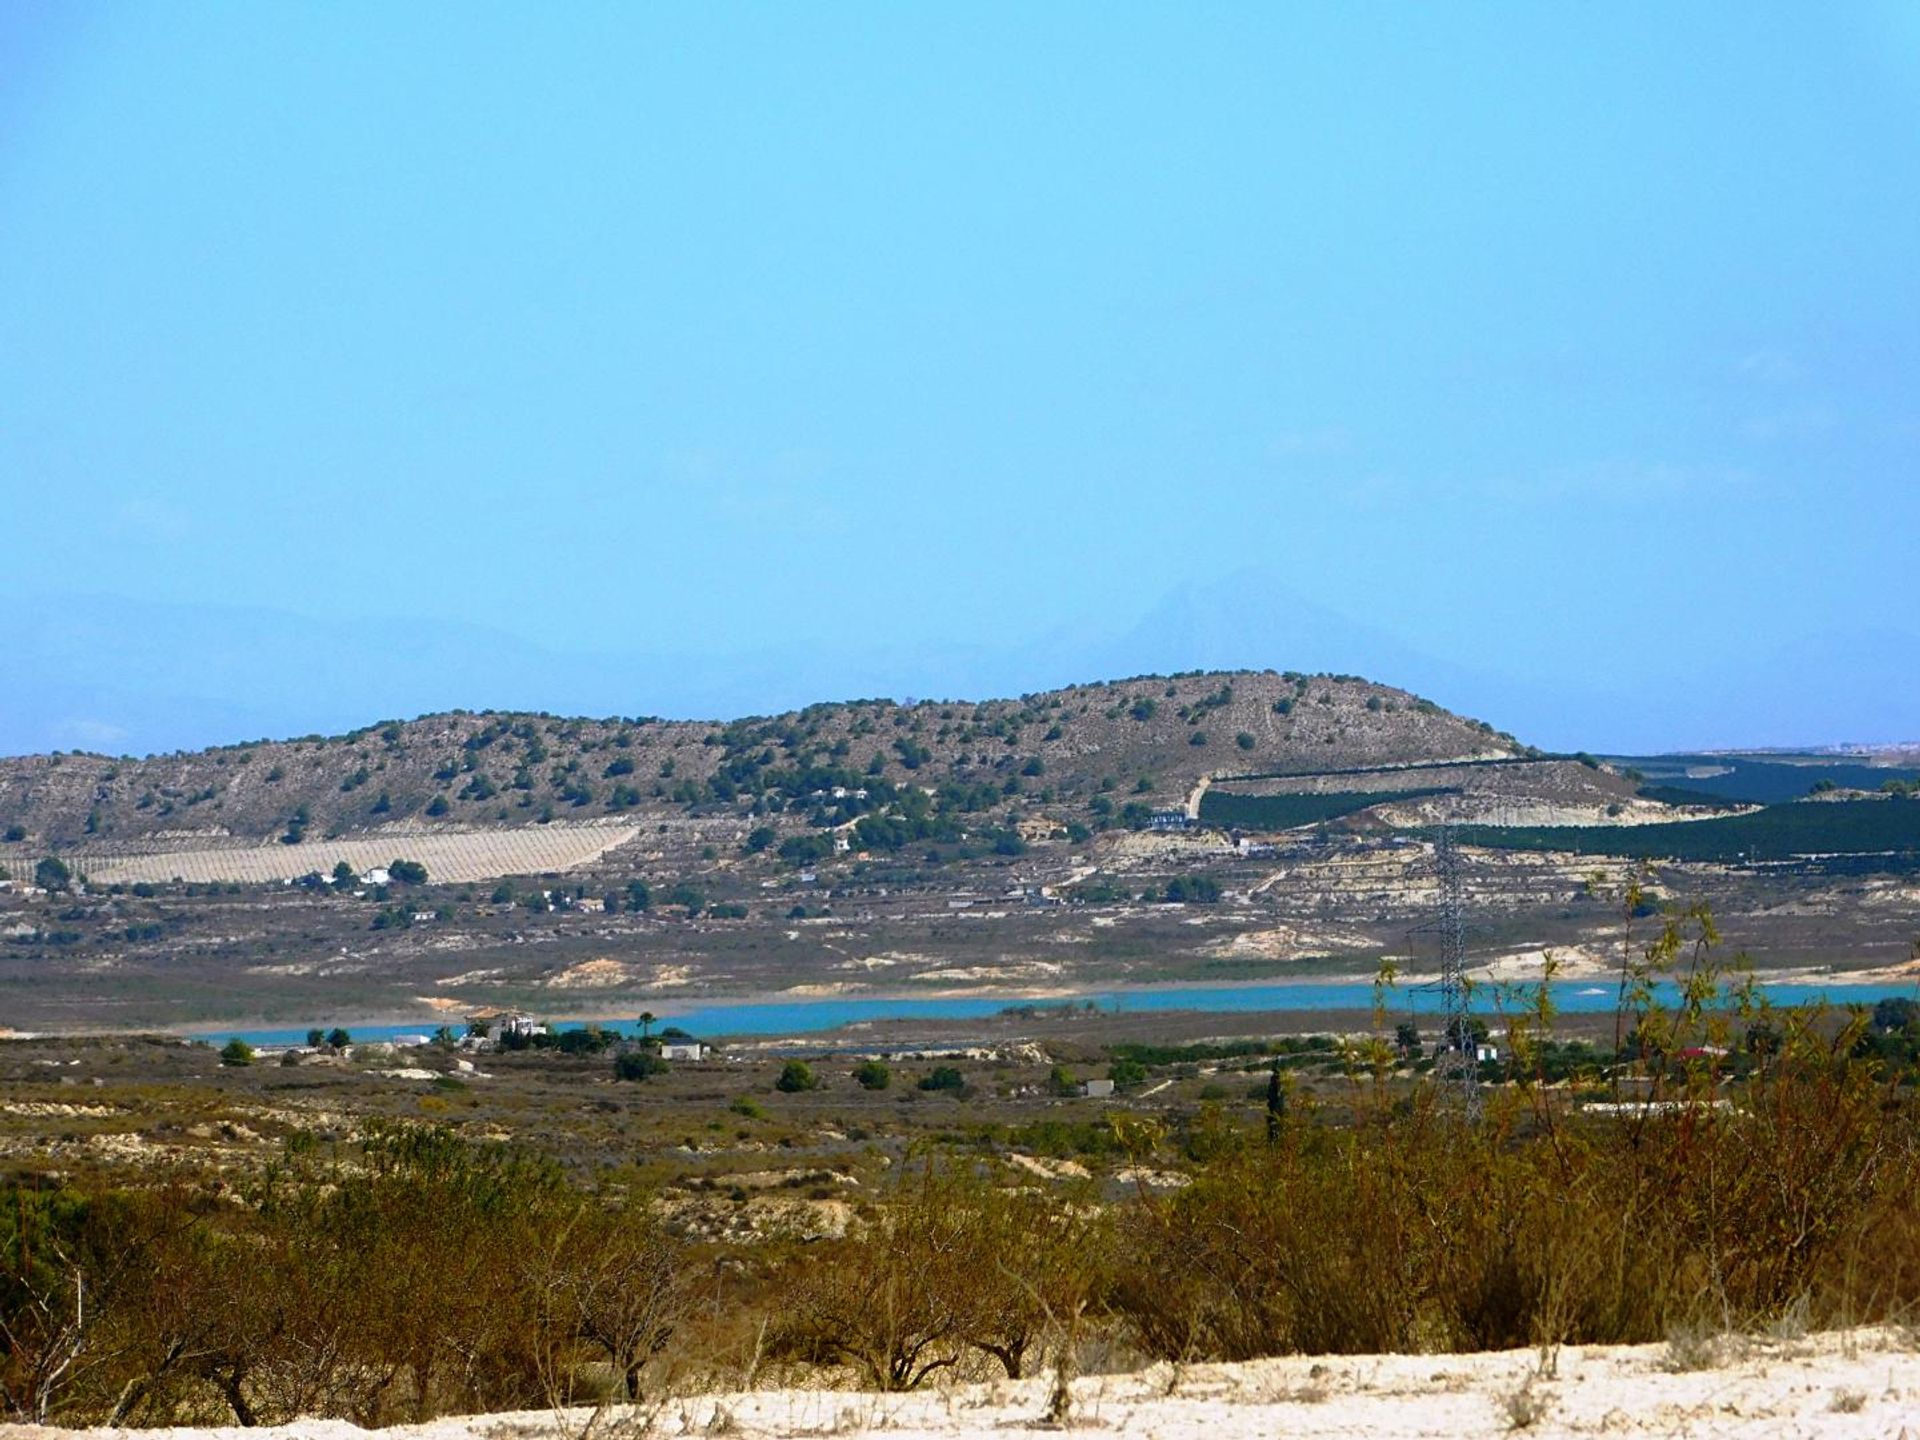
[1410,823,1480,1120]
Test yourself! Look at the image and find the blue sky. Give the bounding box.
[3,3,1917,755]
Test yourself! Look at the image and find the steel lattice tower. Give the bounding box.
[1414,824,1480,1120]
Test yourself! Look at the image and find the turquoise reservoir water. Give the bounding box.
[198,976,1919,1048]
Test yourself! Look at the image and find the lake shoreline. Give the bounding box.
[168,966,1920,1047]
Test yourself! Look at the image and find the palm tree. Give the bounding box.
[638,1011,657,1042]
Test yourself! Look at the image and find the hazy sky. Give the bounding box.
[3,4,1917,753]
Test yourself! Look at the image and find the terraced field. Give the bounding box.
[1453,797,1920,864]
[69,820,643,886]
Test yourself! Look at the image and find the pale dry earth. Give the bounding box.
[69,821,641,886]
[9,1328,1920,1440]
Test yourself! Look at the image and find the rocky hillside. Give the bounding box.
[0,671,1518,853]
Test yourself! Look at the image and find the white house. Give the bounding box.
[465,1009,544,1044]
[1080,1078,1116,1098]
[660,1041,707,1061]
[360,866,392,886]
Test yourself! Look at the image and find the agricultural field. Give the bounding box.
[70,819,644,887]
[1611,751,1920,805]
[1453,796,1920,864]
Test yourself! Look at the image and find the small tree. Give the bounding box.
[34,856,71,892]
[331,861,356,891]
[853,1060,892,1091]
[542,1197,691,1399]
[219,1038,254,1067]
[614,1051,667,1082]
[776,1060,818,1093]
[326,1027,352,1051]
[306,1028,326,1047]
[1873,997,1919,1033]
[389,858,428,886]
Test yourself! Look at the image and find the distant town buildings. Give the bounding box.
[463,1008,544,1044]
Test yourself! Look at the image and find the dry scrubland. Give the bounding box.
[0,671,1517,852]
[10,918,1920,1435]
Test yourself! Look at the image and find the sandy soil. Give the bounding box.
[11,1327,1920,1439]
[1476,944,1616,982]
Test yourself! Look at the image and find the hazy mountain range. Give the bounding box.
[5,571,1912,758]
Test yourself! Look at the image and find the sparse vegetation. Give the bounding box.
[6,916,1920,1429]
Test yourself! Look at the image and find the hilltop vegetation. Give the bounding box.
[0,671,1515,852]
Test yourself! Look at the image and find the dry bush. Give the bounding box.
[533,1198,693,1401]
[1105,908,1920,1363]
[1,1123,696,1428]
[769,1163,1110,1390]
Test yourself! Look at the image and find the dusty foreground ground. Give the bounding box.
[11,1329,1920,1440]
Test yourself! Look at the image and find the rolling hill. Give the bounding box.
[0,671,1521,865]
